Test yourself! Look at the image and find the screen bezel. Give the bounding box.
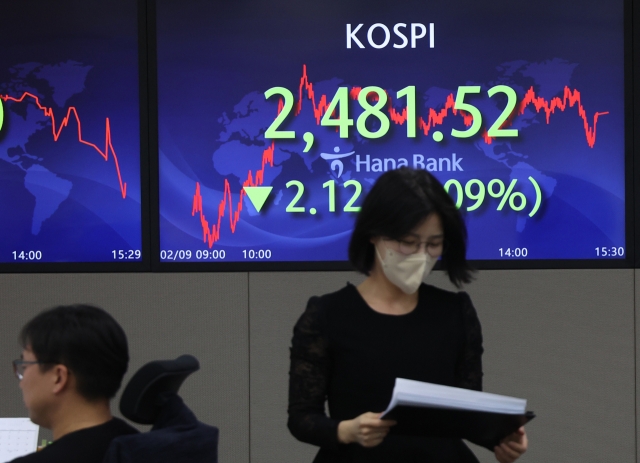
[0,0,631,273]
[0,0,151,273]
[149,0,635,273]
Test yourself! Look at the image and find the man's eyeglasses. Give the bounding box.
[12,359,46,380]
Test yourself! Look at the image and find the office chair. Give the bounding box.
[104,355,219,463]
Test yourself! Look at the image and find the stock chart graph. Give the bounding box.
[187,65,611,253]
[156,0,625,264]
[0,1,142,264]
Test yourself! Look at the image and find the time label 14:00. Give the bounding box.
[12,250,42,261]
[264,84,519,141]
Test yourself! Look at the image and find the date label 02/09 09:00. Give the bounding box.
[160,249,226,261]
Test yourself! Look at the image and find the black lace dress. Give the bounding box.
[288,283,484,463]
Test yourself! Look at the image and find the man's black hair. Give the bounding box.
[348,167,474,287]
[19,304,129,401]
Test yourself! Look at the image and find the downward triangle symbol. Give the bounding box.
[243,186,273,213]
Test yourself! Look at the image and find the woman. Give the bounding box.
[288,168,527,463]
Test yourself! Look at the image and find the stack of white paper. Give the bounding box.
[0,418,39,463]
[381,378,527,418]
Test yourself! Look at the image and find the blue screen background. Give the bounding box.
[0,0,142,263]
[156,0,625,263]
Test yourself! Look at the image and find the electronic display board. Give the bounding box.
[0,0,143,266]
[155,0,626,266]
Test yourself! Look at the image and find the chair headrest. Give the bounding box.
[120,355,200,424]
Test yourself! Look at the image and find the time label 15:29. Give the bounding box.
[112,250,142,260]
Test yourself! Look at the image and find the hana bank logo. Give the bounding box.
[321,146,355,178]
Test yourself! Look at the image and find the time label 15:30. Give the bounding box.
[264,84,519,141]
[595,247,624,257]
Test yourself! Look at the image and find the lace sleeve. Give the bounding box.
[287,296,340,448]
[454,292,484,391]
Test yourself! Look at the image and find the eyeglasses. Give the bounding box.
[382,237,446,257]
[12,359,46,380]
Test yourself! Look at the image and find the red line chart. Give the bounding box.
[192,64,608,247]
[299,65,607,148]
[0,92,127,198]
[192,142,275,248]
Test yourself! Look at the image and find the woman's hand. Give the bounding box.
[337,412,397,447]
[494,427,528,463]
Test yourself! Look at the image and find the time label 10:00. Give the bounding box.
[264,84,518,141]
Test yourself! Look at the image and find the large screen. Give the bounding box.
[0,0,143,265]
[156,0,626,265]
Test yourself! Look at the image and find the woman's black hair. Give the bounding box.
[348,167,474,287]
[19,304,129,401]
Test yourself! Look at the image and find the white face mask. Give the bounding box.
[376,245,437,294]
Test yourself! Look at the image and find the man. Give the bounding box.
[11,304,138,463]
